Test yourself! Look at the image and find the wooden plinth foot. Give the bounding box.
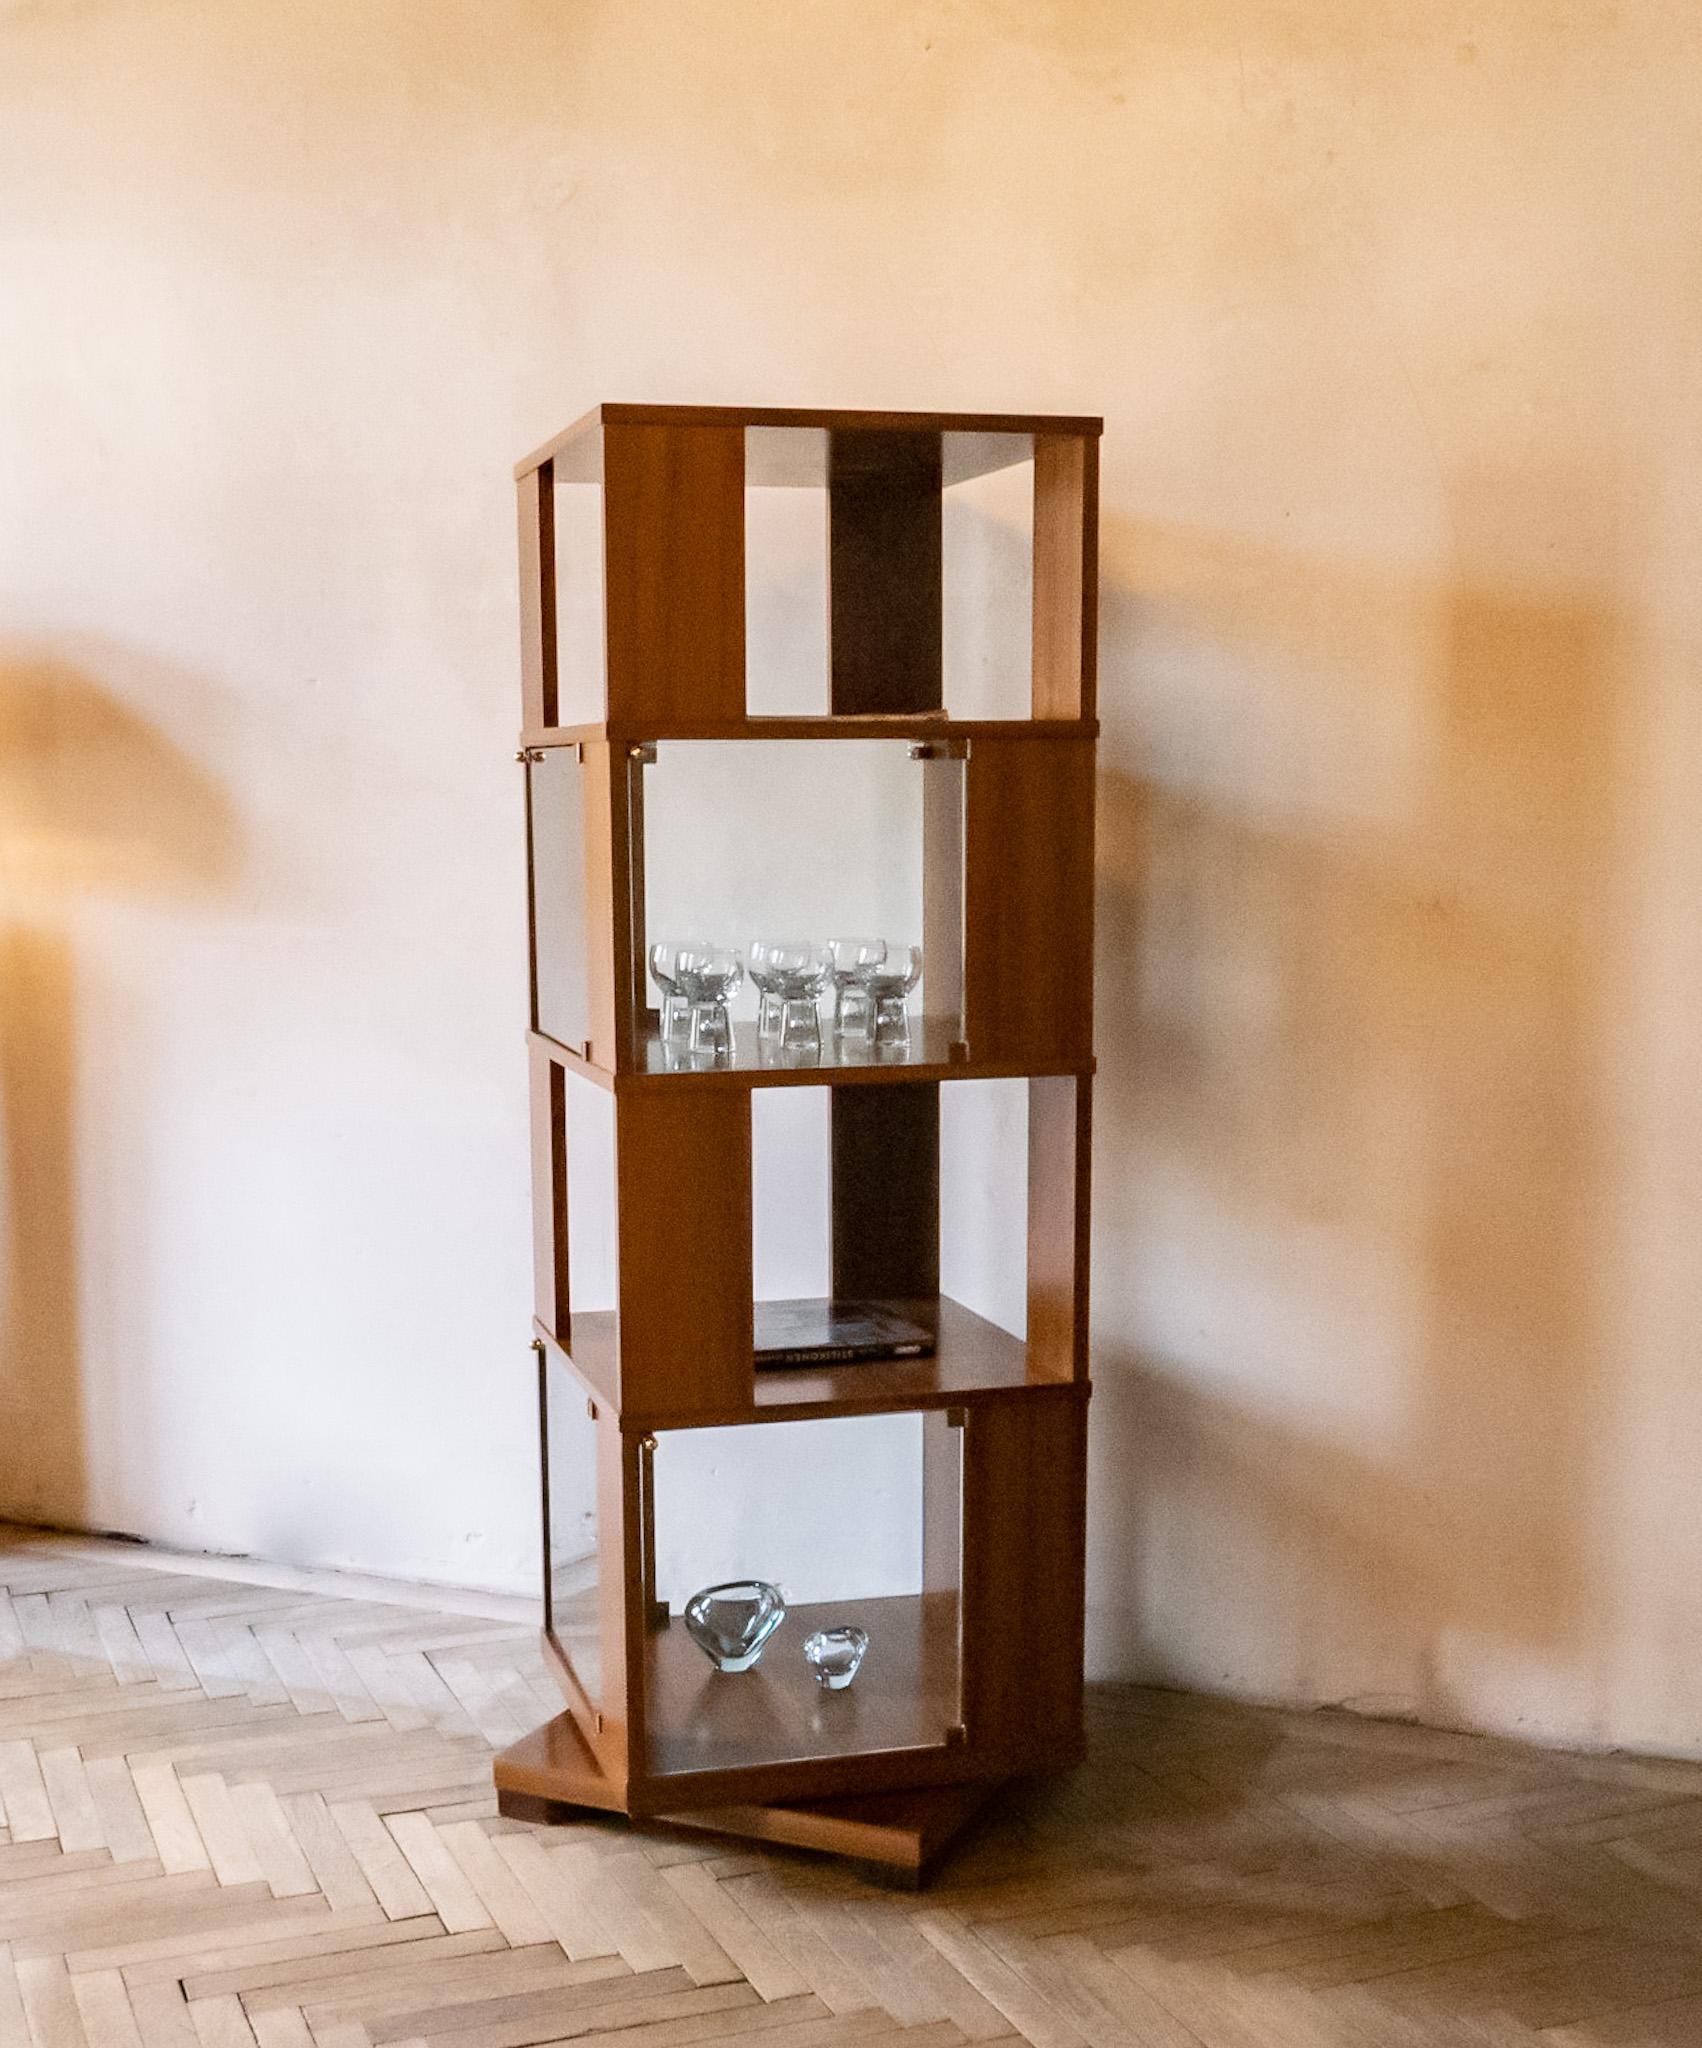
[494,1711,1000,1885]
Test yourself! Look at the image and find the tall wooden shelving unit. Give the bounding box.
[496,403,1099,1884]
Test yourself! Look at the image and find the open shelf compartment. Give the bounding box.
[529,1064,1090,1428]
[516,404,1098,740]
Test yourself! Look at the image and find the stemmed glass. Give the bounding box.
[852,944,922,1050]
[828,937,887,1039]
[672,943,744,1060]
[748,940,832,1057]
[648,938,702,1043]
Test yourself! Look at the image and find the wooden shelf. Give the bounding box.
[645,1592,960,1783]
[538,1294,1087,1429]
[533,1024,1094,1094]
[750,1296,1079,1420]
[520,714,1098,748]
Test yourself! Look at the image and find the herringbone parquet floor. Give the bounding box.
[5,1531,1702,2048]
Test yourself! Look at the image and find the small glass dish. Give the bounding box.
[803,1625,869,1691]
[683,1581,787,1673]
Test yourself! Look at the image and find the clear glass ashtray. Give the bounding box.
[803,1624,869,1691]
[683,1580,787,1673]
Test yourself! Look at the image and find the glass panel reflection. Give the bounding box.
[528,748,589,1052]
[643,1411,961,1778]
[542,1353,600,1706]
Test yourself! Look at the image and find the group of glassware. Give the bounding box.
[648,937,923,1066]
[683,1579,868,1691]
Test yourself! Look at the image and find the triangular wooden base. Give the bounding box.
[494,1710,998,1888]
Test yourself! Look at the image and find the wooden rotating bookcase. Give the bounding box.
[495,403,1099,1884]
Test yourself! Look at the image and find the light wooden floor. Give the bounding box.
[5,1533,1702,2048]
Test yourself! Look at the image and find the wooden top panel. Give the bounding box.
[518,403,1103,481]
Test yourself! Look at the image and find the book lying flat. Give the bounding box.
[753,1298,937,1369]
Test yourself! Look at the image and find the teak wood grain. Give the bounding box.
[517,461,557,730]
[963,732,1096,1066]
[1027,1073,1092,1384]
[579,740,622,1070]
[1031,433,1098,721]
[960,1391,1089,1772]
[830,1083,941,1305]
[613,1087,753,1421]
[828,429,943,717]
[602,422,746,727]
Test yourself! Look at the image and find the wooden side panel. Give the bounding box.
[1031,434,1097,721]
[518,462,558,729]
[828,430,943,715]
[1027,1074,1092,1384]
[960,1394,1088,1767]
[579,740,621,1070]
[830,1083,940,1305]
[602,423,746,726]
[530,1044,570,1339]
[614,1089,754,1419]
[828,430,945,1282]
[962,734,1096,1065]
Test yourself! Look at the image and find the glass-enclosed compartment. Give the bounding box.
[633,737,964,1076]
[639,1410,963,1779]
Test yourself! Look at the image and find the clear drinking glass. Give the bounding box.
[648,938,706,1042]
[673,944,744,1060]
[850,944,923,1048]
[828,937,886,1038]
[747,940,832,1057]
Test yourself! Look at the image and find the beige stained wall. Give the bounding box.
[3,1,1700,1755]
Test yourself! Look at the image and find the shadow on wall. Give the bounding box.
[0,653,239,1531]
[1088,483,1618,1732]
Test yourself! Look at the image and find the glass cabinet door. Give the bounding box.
[527,747,590,1054]
[540,1351,602,1711]
[640,1409,962,1780]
